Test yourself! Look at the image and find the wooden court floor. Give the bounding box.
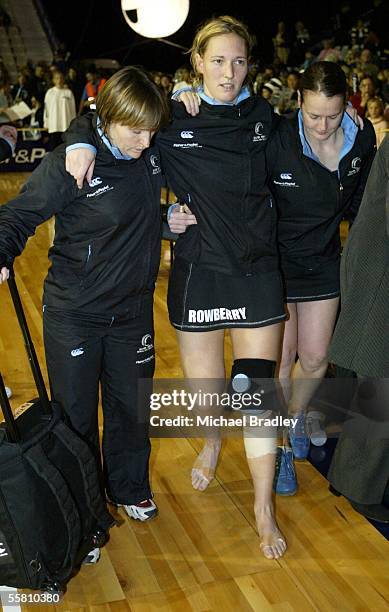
[0,173,388,611]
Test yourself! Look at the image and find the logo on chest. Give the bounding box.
[150,154,161,175]
[173,130,202,149]
[86,183,114,198]
[88,176,102,187]
[347,156,361,176]
[253,122,267,143]
[273,172,299,187]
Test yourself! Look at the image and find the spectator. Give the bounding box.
[350,75,376,117]
[150,71,162,86]
[19,65,35,94]
[44,70,76,150]
[11,73,31,106]
[263,65,276,81]
[363,29,381,56]
[32,64,48,101]
[24,95,44,141]
[295,20,310,47]
[253,66,275,93]
[79,66,106,115]
[253,72,264,95]
[279,71,300,113]
[31,95,44,125]
[160,74,173,97]
[172,65,191,93]
[366,97,388,147]
[317,39,341,62]
[52,46,68,75]
[273,21,290,65]
[259,83,273,101]
[0,124,17,161]
[66,66,84,109]
[299,50,314,72]
[357,48,379,81]
[377,68,389,104]
[291,21,310,65]
[350,19,369,49]
[344,47,360,70]
[261,78,283,113]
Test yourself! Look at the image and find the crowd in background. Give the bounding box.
[0,5,388,150]
[149,34,388,145]
[0,57,111,149]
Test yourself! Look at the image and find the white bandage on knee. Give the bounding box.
[243,427,277,459]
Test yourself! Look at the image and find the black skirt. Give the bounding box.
[281,256,340,303]
[168,257,286,331]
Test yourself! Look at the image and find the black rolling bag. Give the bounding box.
[0,271,116,593]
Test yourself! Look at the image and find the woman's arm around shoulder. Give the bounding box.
[64,113,98,188]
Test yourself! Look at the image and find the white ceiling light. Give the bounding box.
[121,0,189,38]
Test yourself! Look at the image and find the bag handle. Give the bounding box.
[7,268,50,414]
[0,267,51,433]
[0,371,20,441]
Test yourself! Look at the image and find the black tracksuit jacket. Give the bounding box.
[0,128,163,317]
[265,113,376,264]
[157,98,279,276]
[66,98,280,277]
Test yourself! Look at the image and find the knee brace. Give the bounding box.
[230,358,277,413]
[231,359,276,392]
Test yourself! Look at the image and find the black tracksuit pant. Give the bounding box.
[43,298,155,505]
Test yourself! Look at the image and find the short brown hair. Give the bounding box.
[189,15,255,87]
[96,66,169,134]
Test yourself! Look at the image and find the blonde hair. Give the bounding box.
[366,96,384,115]
[96,66,169,134]
[189,15,255,87]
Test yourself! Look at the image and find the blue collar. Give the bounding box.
[97,117,133,160]
[196,85,251,106]
[298,109,358,169]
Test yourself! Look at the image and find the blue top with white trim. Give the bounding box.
[172,84,251,106]
[298,109,358,168]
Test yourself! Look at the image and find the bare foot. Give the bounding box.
[191,439,221,491]
[255,504,287,560]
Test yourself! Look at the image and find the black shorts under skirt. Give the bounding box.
[168,257,286,332]
[281,256,340,303]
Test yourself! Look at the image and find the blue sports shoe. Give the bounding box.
[289,411,310,460]
[274,447,297,496]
